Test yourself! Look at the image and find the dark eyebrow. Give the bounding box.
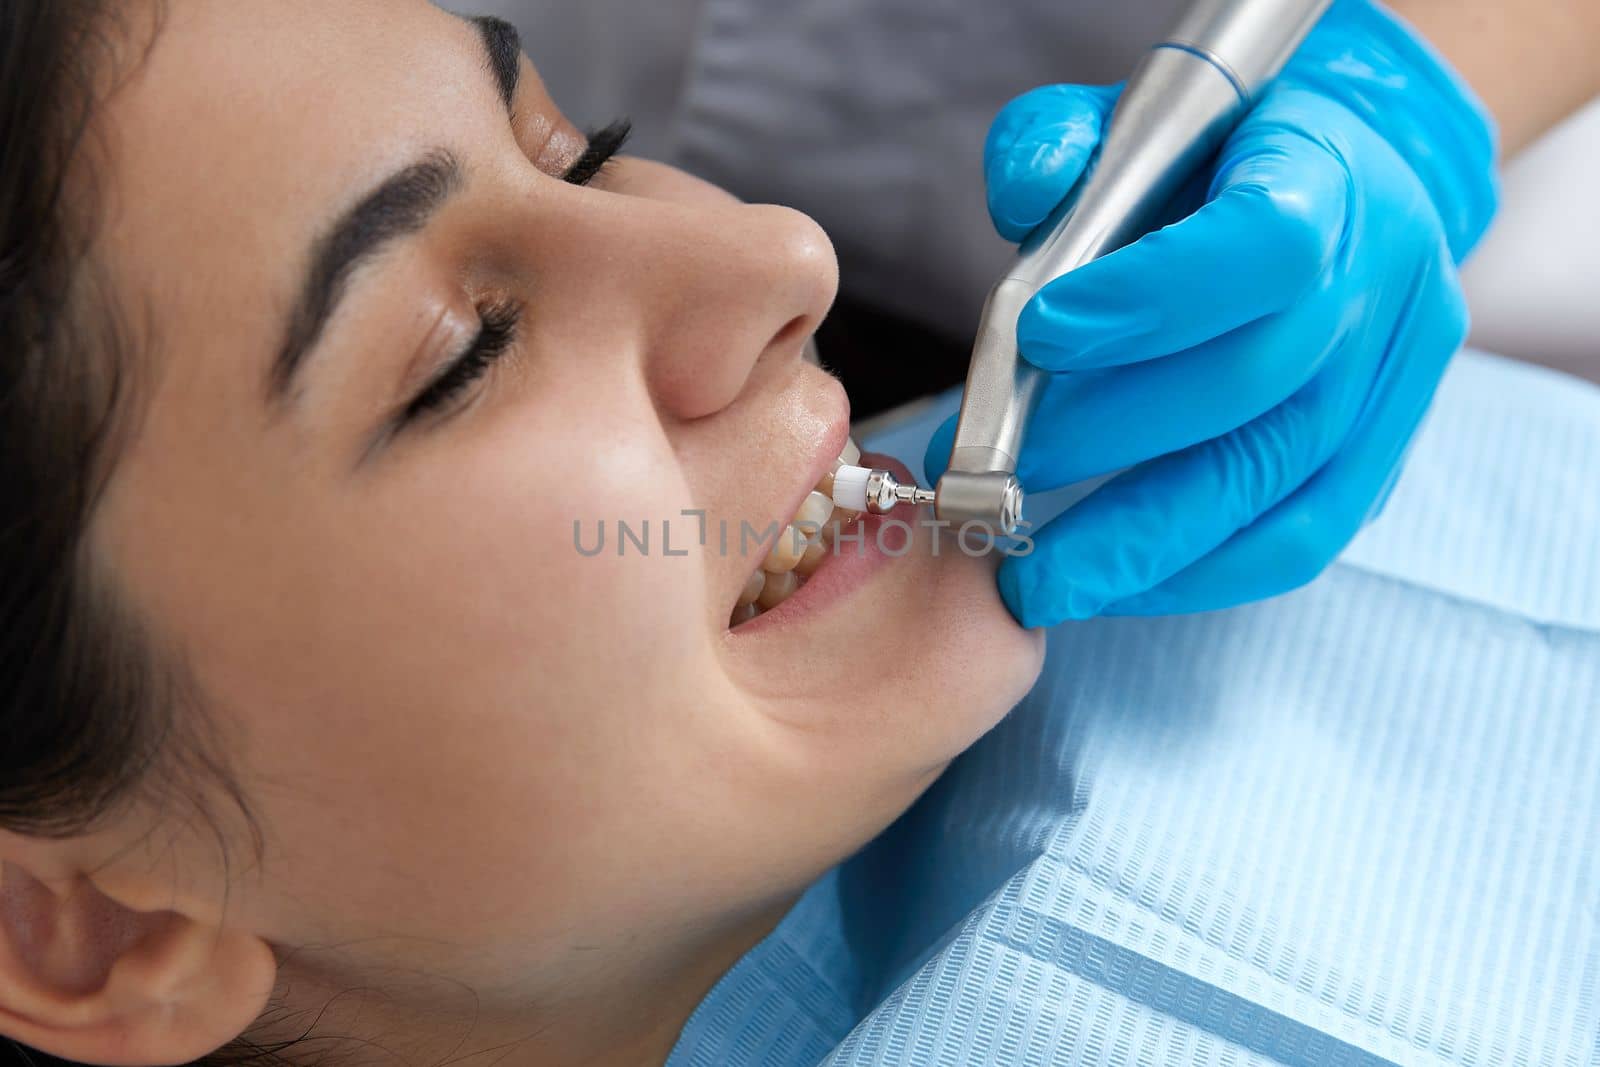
[468,15,522,114]
[267,16,519,407]
[268,150,464,404]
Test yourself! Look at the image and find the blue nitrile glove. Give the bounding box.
[925,0,1499,627]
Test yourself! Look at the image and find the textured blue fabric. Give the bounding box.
[924,0,1502,627]
[670,351,1600,1066]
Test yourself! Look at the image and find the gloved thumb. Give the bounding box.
[922,412,960,486]
[985,82,1121,243]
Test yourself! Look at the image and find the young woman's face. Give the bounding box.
[82,0,1041,1047]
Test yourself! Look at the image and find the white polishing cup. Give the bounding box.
[831,465,872,512]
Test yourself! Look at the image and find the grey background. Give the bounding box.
[447,0,1599,381]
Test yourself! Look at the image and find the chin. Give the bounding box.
[899,548,1046,763]
[720,539,1043,896]
[765,521,1044,774]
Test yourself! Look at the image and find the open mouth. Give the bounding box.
[729,437,864,628]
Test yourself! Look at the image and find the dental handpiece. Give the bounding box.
[835,0,1332,533]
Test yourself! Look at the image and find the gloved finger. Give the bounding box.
[1016,122,1350,372]
[1018,289,1347,490]
[922,411,960,485]
[1101,258,1468,617]
[996,354,1370,628]
[1365,441,1411,520]
[985,83,1121,244]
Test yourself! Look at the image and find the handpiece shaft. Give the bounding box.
[934,0,1333,533]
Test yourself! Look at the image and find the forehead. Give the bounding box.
[93,0,508,385]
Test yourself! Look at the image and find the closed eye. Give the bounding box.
[402,300,523,423]
[388,120,634,437]
[397,121,634,426]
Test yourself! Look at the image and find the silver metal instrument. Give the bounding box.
[930,0,1333,533]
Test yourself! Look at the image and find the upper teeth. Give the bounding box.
[794,538,828,577]
[731,439,861,627]
[794,490,834,529]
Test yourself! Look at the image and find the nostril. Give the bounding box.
[769,314,812,355]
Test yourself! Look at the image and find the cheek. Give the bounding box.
[107,369,720,803]
[164,409,743,943]
[388,403,710,702]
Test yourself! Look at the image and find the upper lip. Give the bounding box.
[789,381,853,529]
[739,376,852,594]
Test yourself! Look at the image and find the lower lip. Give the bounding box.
[727,452,920,636]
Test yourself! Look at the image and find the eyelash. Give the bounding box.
[402,119,633,424]
[403,299,523,421]
[562,119,633,186]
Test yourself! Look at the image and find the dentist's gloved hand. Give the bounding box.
[925,0,1499,628]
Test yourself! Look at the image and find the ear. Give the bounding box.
[0,849,276,1067]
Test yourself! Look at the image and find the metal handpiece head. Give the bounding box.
[936,470,1025,536]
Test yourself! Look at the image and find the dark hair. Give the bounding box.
[2,6,282,1067]
[0,0,159,838]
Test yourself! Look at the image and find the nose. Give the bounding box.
[538,186,840,421]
